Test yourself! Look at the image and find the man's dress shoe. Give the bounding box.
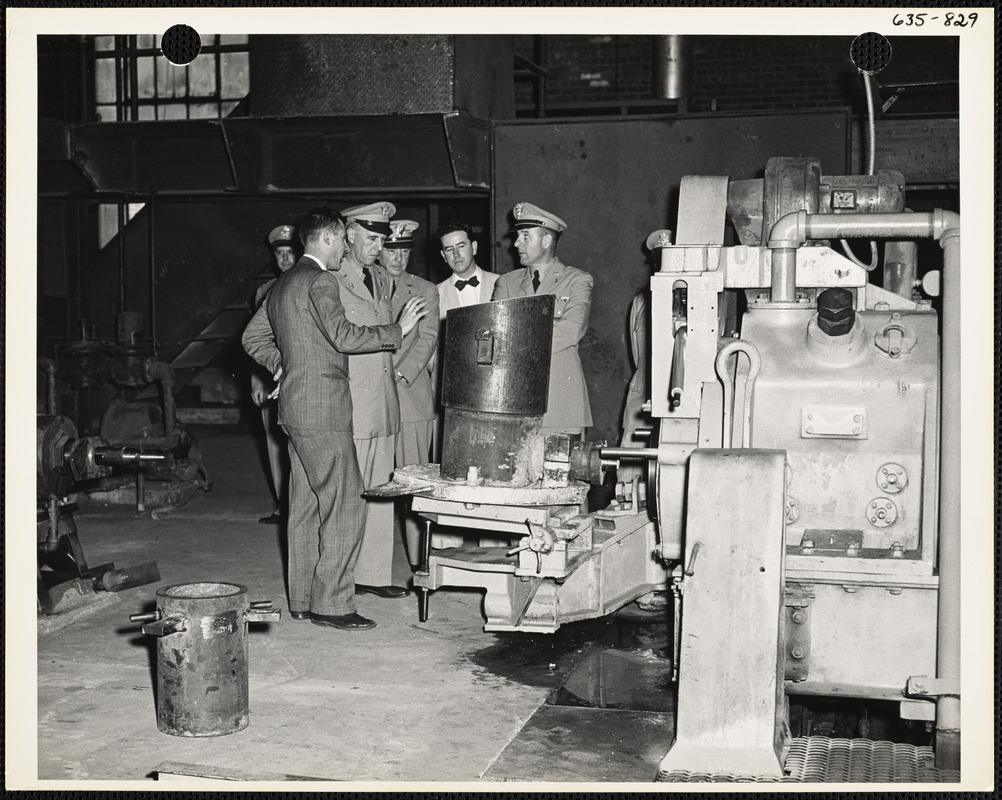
[309,612,376,630]
[354,584,409,599]
[289,610,310,621]
[258,512,281,525]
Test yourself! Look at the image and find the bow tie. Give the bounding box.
[455,275,480,290]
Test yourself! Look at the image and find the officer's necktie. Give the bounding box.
[362,267,374,297]
[390,279,397,299]
[532,270,541,293]
[455,275,480,291]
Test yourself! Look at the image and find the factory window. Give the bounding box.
[92,34,249,122]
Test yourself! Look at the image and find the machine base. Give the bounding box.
[414,512,666,633]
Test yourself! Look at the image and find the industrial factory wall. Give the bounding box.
[491,110,848,444]
[514,35,958,115]
[248,34,514,119]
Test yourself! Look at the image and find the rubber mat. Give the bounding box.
[658,736,962,783]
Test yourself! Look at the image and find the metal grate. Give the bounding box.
[658,737,962,783]
[249,34,455,117]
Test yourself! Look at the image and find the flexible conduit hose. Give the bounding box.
[840,71,879,271]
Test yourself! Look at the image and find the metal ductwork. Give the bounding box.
[653,35,690,101]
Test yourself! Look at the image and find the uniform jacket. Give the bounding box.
[390,272,439,423]
[241,258,401,432]
[492,259,594,429]
[334,261,401,439]
[437,266,499,320]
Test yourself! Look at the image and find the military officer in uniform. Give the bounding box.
[338,202,409,598]
[250,224,297,525]
[380,219,439,567]
[492,202,593,440]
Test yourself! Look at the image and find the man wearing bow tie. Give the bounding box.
[337,202,410,599]
[436,222,498,320]
[492,202,593,438]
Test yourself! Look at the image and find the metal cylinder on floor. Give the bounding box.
[133,582,279,737]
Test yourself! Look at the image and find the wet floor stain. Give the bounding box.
[467,603,675,713]
[467,614,615,689]
[550,605,675,712]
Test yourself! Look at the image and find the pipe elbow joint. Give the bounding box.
[767,210,808,250]
[934,209,960,241]
[143,358,175,385]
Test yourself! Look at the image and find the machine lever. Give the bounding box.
[668,328,687,408]
[684,541,702,576]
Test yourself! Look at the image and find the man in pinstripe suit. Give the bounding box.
[242,207,427,631]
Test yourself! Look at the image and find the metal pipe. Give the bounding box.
[41,359,58,415]
[883,239,918,298]
[935,211,961,767]
[771,248,797,302]
[419,518,433,622]
[145,359,176,435]
[653,35,689,100]
[767,209,947,301]
[128,35,139,120]
[600,447,659,460]
[148,192,158,357]
[118,202,127,315]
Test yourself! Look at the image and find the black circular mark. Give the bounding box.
[161,24,201,66]
[850,32,892,75]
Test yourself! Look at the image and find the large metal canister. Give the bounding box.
[440,295,553,483]
[137,582,278,737]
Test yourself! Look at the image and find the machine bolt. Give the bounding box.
[845,541,860,556]
[791,609,807,624]
[852,427,861,434]
[854,415,862,423]
[890,542,905,558]
[791,646,806,660]
[806,426,815,434]
[816,287,855,336]
[874,301,890,311]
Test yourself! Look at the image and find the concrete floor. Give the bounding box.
[32,423,656,787]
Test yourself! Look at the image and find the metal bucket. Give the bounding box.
[440,296,553,482]
[132,582,279,737]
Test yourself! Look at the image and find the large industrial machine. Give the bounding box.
[37,413,165,613]
[40,311,211,517]
[617,156,959,778]
[376,153,959,779]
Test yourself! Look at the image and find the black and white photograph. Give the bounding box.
[6,5,995,790]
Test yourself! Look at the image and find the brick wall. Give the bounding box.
[515,35,958,115]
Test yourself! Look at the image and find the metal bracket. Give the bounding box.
[906,675,960,698]
[784,603,812,681]
[142,615,187,637]
[247,600,281,623]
